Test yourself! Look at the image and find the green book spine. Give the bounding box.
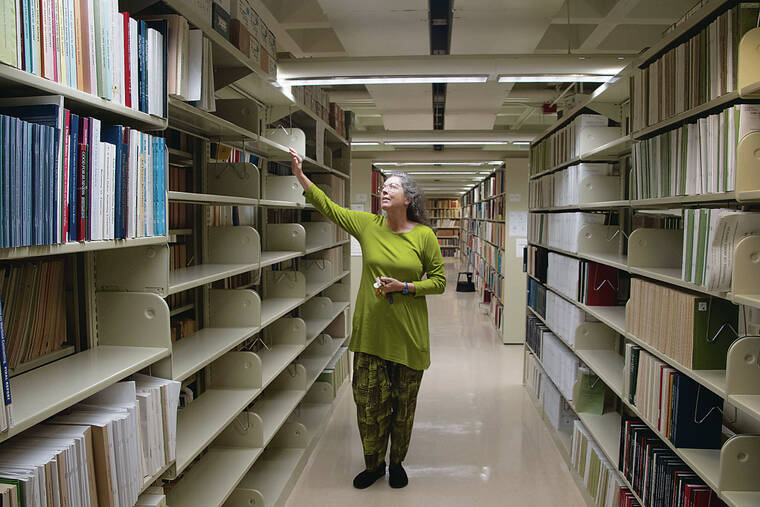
[694,209,708,286]
[684,209,695,282]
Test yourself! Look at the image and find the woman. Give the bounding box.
[290,149,446,489]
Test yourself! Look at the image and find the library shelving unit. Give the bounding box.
[0,3,354,507]
[524,3,760,506]
[461,167,506,332]
[426,199,462,258]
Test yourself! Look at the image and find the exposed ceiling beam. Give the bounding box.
[578,0,641,50]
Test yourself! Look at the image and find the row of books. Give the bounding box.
[0,377,179,507]
[436,228,458,237]
[168,202,193,230]
[371,169,383,197]
[571,420,636,507]
[0,97,167,248]
[425,199,460,209]
[545,290,588,349]
[209,143,261,165]
[627,277,738,370]
[464,199,504,221]
[166,288,193,319]
[541,365,576,436]
[526,315,547,357]
[547,253,620,306]
[468,220,505,249]
[529,162,619,209]
[624,345,723,449]
[619,417,725,507]
[525,245,548,283]
[441,248,458,258]
[171,315,198,343]
[528,212,607,253]
[466,235,502,274]
[525,351,543,400]
[530,114,618,174]
[681,209,760,291]
[169,243,190,272]
[428,209,460,219]
[431,219,459,228]
[462,170,504,205]
[1,1,168,117]
[437,238,458,247]
[538,320,578,402]
[631,104,759,199]
[208,205,256,228]
[631,3,760,131]
[1,258,68,376]
[527,276,547,317]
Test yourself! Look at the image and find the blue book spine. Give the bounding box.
[0,289,11,418]
[139,21,147,113]
[68,114,79,242]
[31,123,41,246]
[23,122,33,247]
[21,0,32,72]
[119,129,129,239]
[51,126,59,245]
[8,118,15,248]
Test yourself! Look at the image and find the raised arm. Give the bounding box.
[290,149,373,238]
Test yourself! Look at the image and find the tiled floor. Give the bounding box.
[285,261,585,507]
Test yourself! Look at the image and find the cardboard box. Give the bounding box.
[230,20,251,56]
[267,52,277,78]
[229,0,262,43]
[263,28,277,55]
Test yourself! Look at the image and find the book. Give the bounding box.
[0,287,12,431]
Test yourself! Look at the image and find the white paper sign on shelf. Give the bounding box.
[508,211,527,236]
[515,238,527,258]
[509,193,522,202]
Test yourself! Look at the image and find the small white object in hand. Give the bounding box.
[373,281,381,289]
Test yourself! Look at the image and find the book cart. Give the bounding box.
[524,2,760,505]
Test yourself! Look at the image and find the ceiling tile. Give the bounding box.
[535,23,597,50]
[367,84,433,130]
[597,23,670,50]
[286,28,346,53]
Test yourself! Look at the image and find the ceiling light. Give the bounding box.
[384,141,509,146]
[406,171,479,175]
[616,57,625,60]
[279,76,488,86]
[374,161,503,167]
[351,142,380,146]
[498,74,614,83]
[512,141,531,146]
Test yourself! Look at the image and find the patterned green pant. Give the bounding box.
[352,352,424,470]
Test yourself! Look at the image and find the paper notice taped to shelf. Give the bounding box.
[515,238,527,258]
[509,194,521,202]
[508,211,527,236]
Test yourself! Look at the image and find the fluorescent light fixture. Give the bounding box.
[373,161,503,167]
[385,141,509,146]
[280,76,488,86]
[406,171,480,175]
[512,141,531,146]
[351,142,380,146]
[498,74,614,83]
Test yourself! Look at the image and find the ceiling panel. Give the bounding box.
[626,0,701,18]
[286,28,345,53]
[316,0,429,56]
[450,0,565,54]
[260,0,329,24]
[535,23,598,50]
[445,82,514,130]
[367,84,433,130]
[597,23,670,50]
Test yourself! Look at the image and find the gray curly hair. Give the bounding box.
[385,172,429,226]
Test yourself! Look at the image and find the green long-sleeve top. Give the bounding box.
[305,184,446,370]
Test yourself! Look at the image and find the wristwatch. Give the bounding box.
[402,282,409,295]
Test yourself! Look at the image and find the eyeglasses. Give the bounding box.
[381,183,402,192]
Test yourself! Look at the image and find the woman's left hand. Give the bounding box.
[377,276,404,294]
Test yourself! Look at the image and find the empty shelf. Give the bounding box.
[574,349,624,398]
[255,391,307,444]
[236,448,306,506]
[259,345,305,387]
[169,264,257,294]
[261,298,307,328]
[175,387,261,473]
[259,251,304,268]
[305,302,350,344]
[171,327,260,382]
[167,447,263,507]
[576,411,622,469]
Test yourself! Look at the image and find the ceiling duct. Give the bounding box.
[429,0,453,145]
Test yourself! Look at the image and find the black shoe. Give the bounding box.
[353,462,386,489]
[389,463,408,488]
